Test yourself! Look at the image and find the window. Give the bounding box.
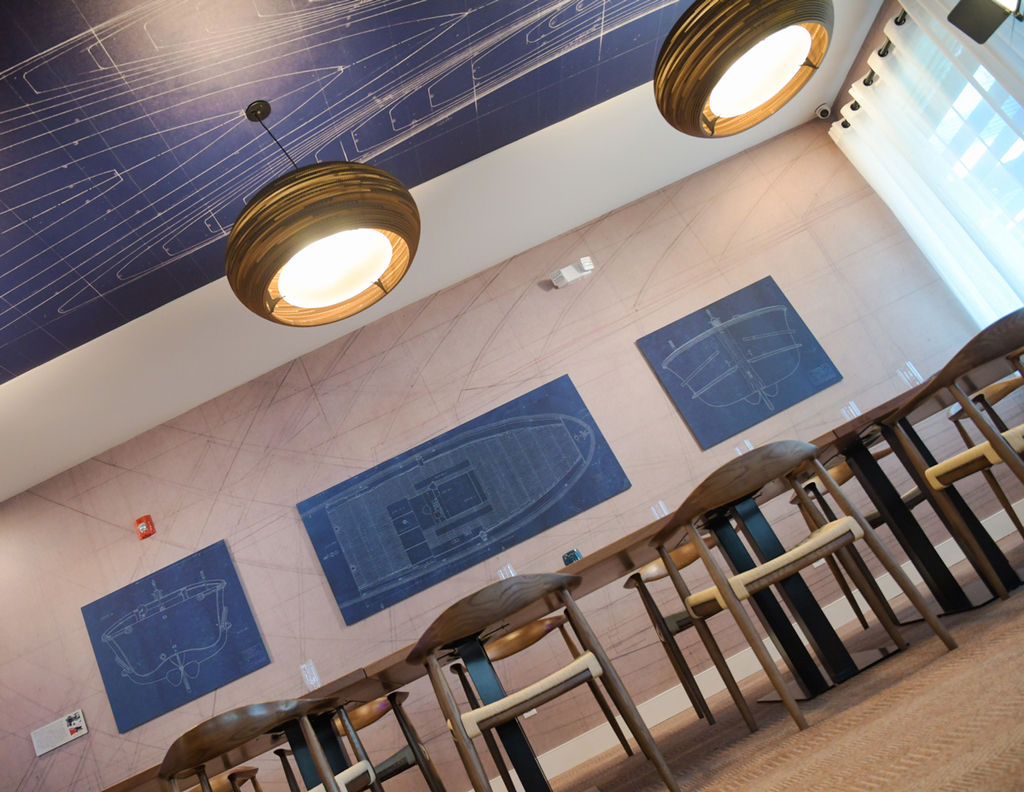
[830,0,1024,326]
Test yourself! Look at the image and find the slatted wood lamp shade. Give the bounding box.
[654,0,834,137]
[226,101,420,327]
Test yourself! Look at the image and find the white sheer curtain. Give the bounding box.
[830,0,1024,327]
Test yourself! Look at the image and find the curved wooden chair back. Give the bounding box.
[483,614,566,662]
[929,308,1024,390]
[407,573,580,664]
[654,441,818,543]
[629,542,701,584]
[342,691,406,732]
[160,699,333,781]
[892,308,1024,421]
[948,374,1024,423]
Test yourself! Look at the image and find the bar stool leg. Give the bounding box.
[274,749,302,792]
[387,691,447,792]
[298,716,341,792]
[665,543,808,730]
[561,588,681,791]
[337,706,384,792]
[451,663,516,792]
[627,575,715,724]
[557,621,636,754]
[429,655,493,792]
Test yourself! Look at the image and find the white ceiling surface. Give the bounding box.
[0,1,883,504]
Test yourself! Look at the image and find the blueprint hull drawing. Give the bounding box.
[298,375,630,623]
[637,277,842,449]
[0,0,691,384]
[81,540,269,732]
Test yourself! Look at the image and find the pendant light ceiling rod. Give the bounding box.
[245,99,300,171]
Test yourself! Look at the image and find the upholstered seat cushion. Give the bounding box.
[459,651,603,739]
[306,759,375,792]
[684,516,863,614]
[925,423,1024,489]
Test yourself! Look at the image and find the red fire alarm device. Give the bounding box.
[135,515,156,540]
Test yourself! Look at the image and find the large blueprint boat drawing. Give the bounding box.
[100,578,229,691]
[298,375,630,624]
[637,277,842,449]
[81,540,269,732]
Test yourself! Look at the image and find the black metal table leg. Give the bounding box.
[457,638,551,792]
[707,508,831,697]
[845,439,974,613]
[451,663,518,792]
[733,498,860,685]
[283,711,351,790]
[890,420,1020,594]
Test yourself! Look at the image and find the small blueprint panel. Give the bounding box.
[81,540,269,733]
[637,276,842,449]
[298,375,630,624]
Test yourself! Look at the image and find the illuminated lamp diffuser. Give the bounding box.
[654,0,834,138]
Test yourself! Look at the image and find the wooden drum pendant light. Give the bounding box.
[654,0,834,138]
[226,101,420,326]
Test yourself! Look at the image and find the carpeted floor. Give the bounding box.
[550,578,1024,792]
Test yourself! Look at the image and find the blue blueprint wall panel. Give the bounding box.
[0,0,693,384]
[81,540,269,733]
[637,276,843,449]
[298,375,630,624]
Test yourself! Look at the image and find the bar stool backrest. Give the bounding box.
[482,614,566,661]
[892,307,1024,421]
[653,440,818,543]
[343,695,397,732]
[930,307,1024,389]
[406,573,581,664]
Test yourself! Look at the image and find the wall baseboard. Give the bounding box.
[474,502,1022,792]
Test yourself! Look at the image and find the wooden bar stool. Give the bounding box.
[449,612,634,789]
[883,309,1024,600]
[648,441,956,730]
[623,541,758,733]
[407,573,680,792]
[159,698,376,792]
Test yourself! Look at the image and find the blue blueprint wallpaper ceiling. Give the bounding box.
[0,0,692,385]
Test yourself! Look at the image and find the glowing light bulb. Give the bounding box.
[709,26,813,118]
[278,228,393,308]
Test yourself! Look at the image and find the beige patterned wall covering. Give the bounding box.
[1,121,995,792]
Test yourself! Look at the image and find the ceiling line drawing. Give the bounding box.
[0,0,683,382]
